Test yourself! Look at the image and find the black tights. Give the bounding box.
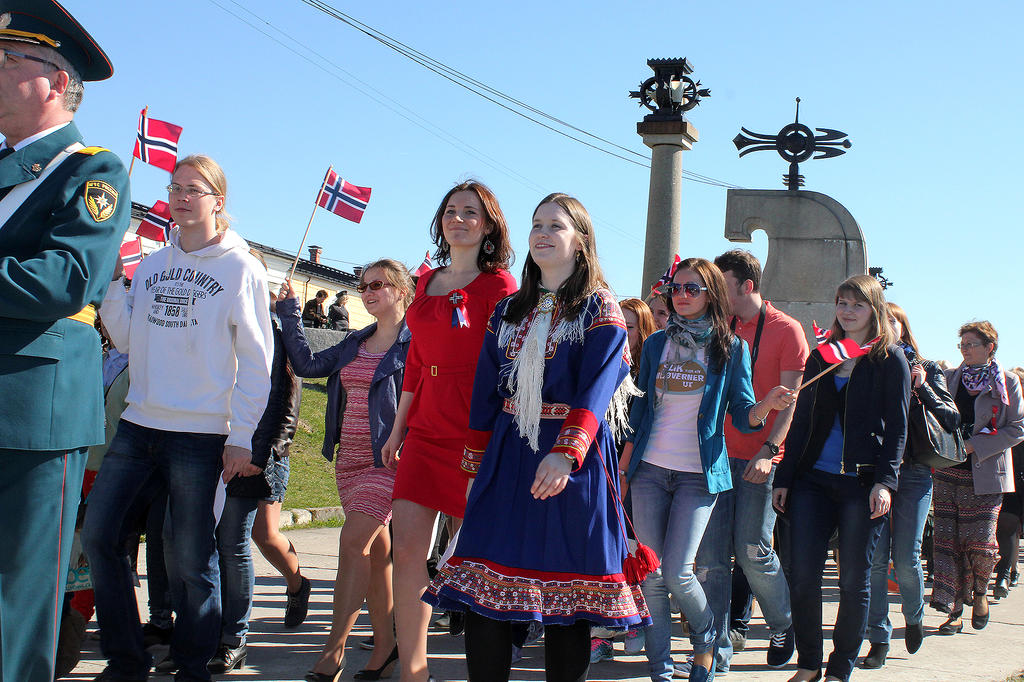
[464,610,591,682]
[995,497,1021,580]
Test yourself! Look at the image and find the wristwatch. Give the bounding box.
[764,441,780,456]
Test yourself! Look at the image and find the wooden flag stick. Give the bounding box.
[286,166,333,283]
[796,360,845,392]
[127,105,146,177]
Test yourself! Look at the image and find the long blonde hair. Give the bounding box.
[174,154,232,233]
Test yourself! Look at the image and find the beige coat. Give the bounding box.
[945,366,1024,495]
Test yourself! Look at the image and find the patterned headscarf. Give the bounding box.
[961,359,1009,405]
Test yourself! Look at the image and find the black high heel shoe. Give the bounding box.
[304,655,345,682]
[353,645,399,680]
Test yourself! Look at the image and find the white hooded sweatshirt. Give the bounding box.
[100,228,273,449]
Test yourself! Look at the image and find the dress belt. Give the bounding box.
[502,398,570,419]
[67,304,97,326]
[426,362,477,377]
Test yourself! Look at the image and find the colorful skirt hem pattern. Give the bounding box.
[424,556,651,629]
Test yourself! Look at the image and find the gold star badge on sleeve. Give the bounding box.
[84,180,117,222]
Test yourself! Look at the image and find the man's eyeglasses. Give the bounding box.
[356,280,392,293]
[166,184,220,198]
[0,48,59,71]
[663,282,707,298]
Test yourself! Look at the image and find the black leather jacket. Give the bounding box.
[904,359,960,465]
[776,345,911,492]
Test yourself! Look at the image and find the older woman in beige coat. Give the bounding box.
[931,320,1024,635]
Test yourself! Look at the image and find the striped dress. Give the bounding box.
[336,343,396,525]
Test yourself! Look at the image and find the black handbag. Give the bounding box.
[908,394,967,469]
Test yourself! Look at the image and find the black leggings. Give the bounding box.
[995,493,1022,580]
[464,610,591,682]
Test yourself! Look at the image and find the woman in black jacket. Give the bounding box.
[772,275,911,682]
[862,303,959,669]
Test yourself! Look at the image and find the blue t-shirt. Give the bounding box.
[813,375,851,475]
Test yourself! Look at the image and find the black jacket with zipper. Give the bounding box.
[776,345,911,492]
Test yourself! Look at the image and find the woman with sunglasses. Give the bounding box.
[862,303,958,669]
[930,321,1024,635]
[426,193,650,682]
[85,155,274,681]
[772,275,911,682]
[381,181,515,681]
[619,258,793,682]
[277,259,413,681]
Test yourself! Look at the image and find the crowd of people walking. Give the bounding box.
[2,4,1023,682]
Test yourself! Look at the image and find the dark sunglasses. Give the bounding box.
[356,279,392,293]
[663,282,707,298]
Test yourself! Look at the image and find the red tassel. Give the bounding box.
[623,542,660,585]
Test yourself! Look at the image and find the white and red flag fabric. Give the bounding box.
[136,200,174,242]
[816,335,880,365]
[651,254,681,293]
[317,169,372,223]
[812,321,831,345]
[413,251,432,277]
[119,237,143,279]
[133,108,182,173]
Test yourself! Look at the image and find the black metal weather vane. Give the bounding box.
[733,98,851,189]
[629,58,711,122]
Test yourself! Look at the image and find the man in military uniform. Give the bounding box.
[0,2,129,679]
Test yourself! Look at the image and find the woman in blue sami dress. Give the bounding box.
[424,193,650,682]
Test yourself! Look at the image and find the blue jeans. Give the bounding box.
[788,470,884,682]
[697,457,792,671]
[217,496,259,647]
[631,461,718,682]
[82,420,225,681]
[867,462,933,644]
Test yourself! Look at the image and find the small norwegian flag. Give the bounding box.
[812,321,831,346]
[413,251,432,277]
[317,169,372,223]
[132,108,182,173]
[136,200,174,242]
[817,335,880,365]
[119,237,143,279]
[651,254,681,293]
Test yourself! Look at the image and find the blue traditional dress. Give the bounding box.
[424,289,651,629]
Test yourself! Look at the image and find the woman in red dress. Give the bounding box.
[382,180,516,681]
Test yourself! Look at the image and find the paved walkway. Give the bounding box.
[68,527,1024,681]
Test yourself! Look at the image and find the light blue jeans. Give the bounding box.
[217,495,259,647]
[867,462,933,644]
[631,461,718,682]
[697,457,792,671]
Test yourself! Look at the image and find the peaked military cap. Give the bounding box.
[0,0,113,80]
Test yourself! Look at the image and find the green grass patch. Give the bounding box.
[288,517,345,530]
[283,379,342,511]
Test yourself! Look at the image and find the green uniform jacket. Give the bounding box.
[0,123,130,451]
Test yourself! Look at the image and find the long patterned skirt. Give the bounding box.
[930,466,1002,613]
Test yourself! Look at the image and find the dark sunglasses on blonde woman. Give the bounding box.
[356,280,392,294]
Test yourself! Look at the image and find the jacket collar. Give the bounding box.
[0,122,83,190]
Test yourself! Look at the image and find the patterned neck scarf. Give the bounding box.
[664,312,713,362]
[897,341,917,364]
[961,359,1009,405]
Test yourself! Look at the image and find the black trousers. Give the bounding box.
[995,492,1022,580]
[464,610,590,682]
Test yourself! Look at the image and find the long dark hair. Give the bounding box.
[670,257,734,371]
[428,180,513,273]
[504,193,607,325]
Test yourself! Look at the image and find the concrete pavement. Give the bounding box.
[68,526,1024,681]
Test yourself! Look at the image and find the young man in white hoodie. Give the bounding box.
[82,154,273,682]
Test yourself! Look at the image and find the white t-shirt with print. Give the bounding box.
[642,344,707,473]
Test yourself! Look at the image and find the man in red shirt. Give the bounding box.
[691,251,809,675]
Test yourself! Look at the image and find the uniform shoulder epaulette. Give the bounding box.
[75,146,110,155]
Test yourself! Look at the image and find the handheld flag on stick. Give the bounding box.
[797,335,881,391]
[119,237,143,279]
[413,251,432,277]
[131,107,182,174]
[651,254,681,293]
[317,169,372,223]
[812,321,831,345]
[136,200,174,242]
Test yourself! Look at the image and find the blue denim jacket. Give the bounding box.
[625,331,761,494]
[276,297,410,467]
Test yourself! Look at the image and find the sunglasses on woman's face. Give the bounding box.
[356,279,392,293]
[663,282,707,298]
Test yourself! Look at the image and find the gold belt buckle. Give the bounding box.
[431,365,438,377]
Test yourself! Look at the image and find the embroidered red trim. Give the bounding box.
[549,408,598,469]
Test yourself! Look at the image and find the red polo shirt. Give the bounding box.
[725,301,809,461]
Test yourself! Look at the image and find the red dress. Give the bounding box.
[392,268,517,517]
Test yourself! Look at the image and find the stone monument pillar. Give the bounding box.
[630,58,710,293]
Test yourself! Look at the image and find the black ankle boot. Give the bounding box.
[862,643,888,669]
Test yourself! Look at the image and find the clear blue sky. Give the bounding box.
[67,0,1023,366]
